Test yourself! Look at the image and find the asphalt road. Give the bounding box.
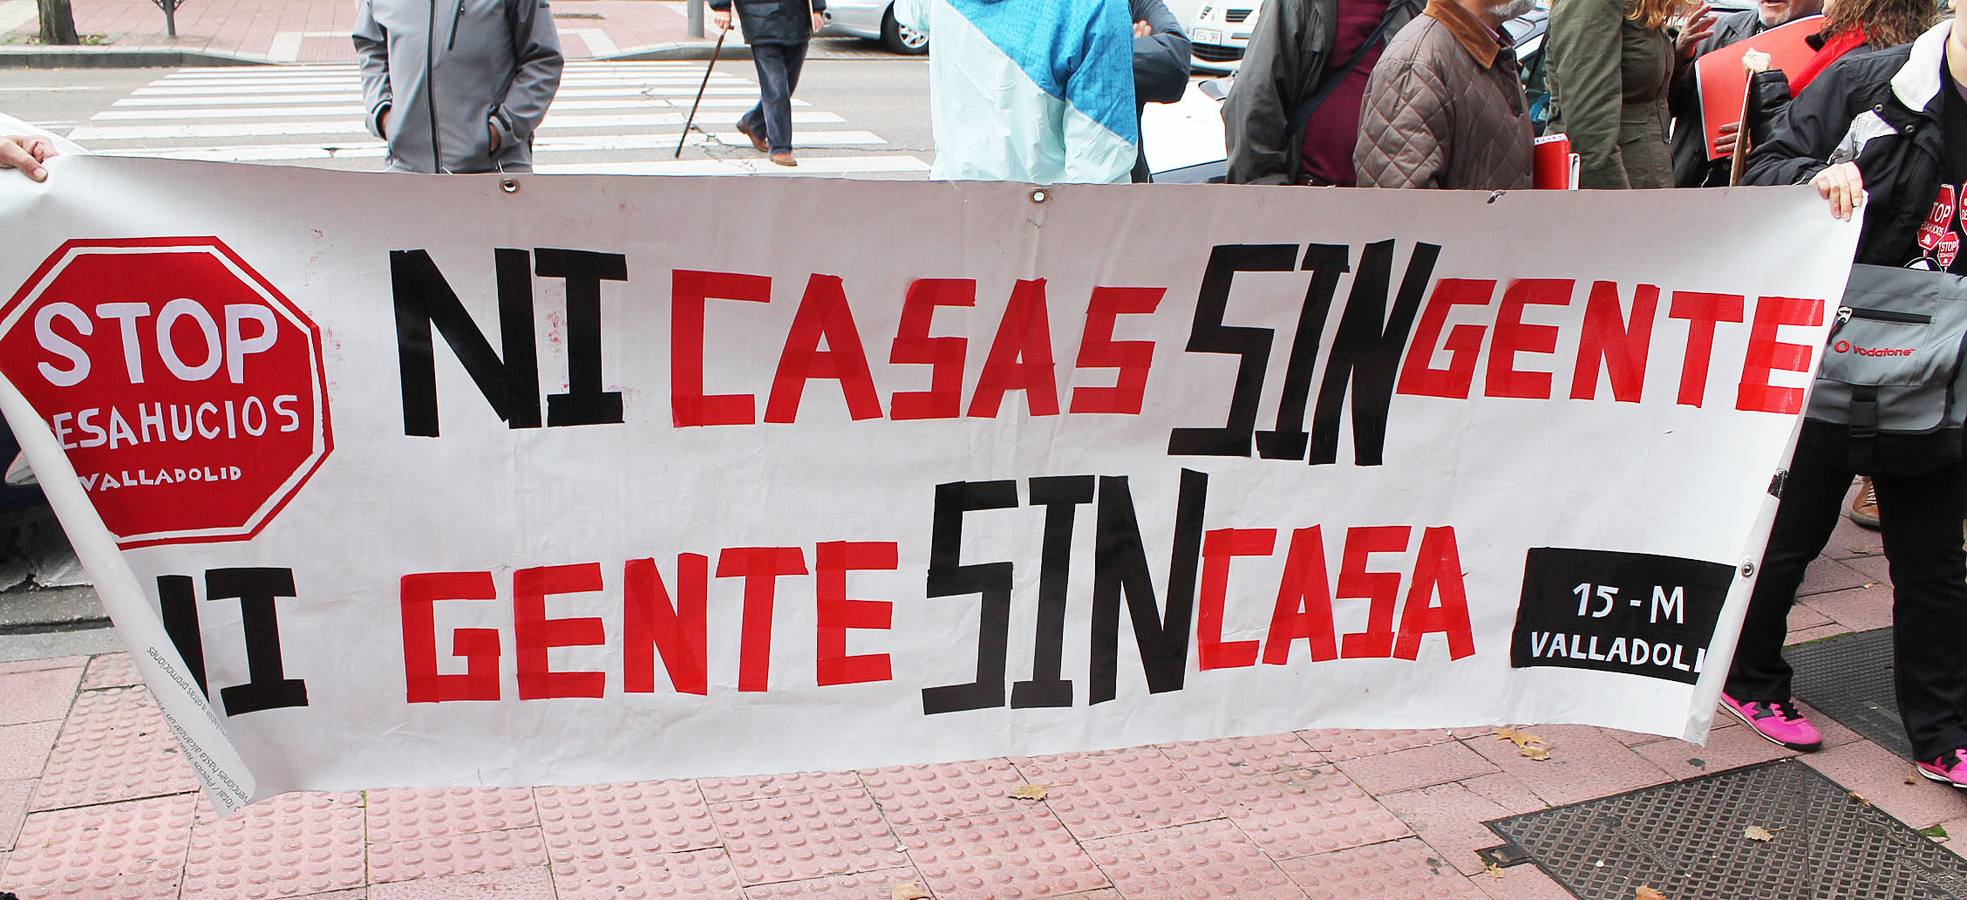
[0,48,934,176]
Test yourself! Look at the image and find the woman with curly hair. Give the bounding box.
[1546,0,1696,187]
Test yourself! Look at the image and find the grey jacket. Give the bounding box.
[353,0,564,174]
[1667,8,1763,187]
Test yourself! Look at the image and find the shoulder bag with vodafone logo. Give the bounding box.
[1803,263,1967,475]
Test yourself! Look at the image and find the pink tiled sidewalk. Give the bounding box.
[2,510,1963,898]
[1,0,711,62]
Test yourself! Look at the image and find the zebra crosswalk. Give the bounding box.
[72,60,929,177]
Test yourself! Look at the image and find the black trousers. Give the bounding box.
[1725,458,1967,759]
[740,41,808,154]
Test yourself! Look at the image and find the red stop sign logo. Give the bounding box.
[0,237,332,547]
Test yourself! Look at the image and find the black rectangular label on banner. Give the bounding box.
[1509,548,1736,685]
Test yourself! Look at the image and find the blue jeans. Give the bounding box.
[740,41,808,153]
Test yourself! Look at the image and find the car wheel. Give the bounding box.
[881,6,928,54]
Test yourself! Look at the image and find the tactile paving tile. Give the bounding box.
[892,804,1110,899]
[367,865,557,899]
[0,666,82,725]
[1274,837,1477,898]
[1205,767,1411,859]
[367,826,548,884]
[536,779,721,869]
[31,685,197,810]
[1082,817,1301,899]
[81,653,144,691]
[4,792,196,898]
[1788,627,1912,760]
[1012,745,1171,785]
[183,791,364,899]
[742,865,926,898]
[550,846,745,899]
[1488,758,1967,899]
[859,759,1027,825]
[367,786,538,842]
[708,787,908,884]
[1040,762,1225,841]
[698,770,863,804]
[1296,729,1454,762]
[1158,733,1326,785]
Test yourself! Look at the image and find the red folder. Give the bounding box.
[1534,134,1579,190]
[1695,15,1824,161]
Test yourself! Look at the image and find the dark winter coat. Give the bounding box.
[1131,0,1192,181]
[1668,8,1765,187]
[711,0,829,46]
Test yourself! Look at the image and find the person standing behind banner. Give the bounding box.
[1352,0,1538,189]
[1544,0,1688,188]
[352,0,564,174]
[894,0,1138,183]
[1130,0,1192,182]
[712,0,828,167]
[1667,0,1820,188]
[1223,0,1422,185]
[1731,13,1967,784]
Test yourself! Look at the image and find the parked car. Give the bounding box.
[1187,1,1258,74]
[821,0,928,54]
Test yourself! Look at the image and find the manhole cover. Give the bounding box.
[1788,628,1909,760]
[1488,760,1967,899]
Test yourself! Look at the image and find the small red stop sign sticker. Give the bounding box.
[0,237,332,548]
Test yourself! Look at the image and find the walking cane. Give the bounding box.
[676,21,731,158]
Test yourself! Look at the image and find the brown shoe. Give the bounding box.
[1847,476,1880,530]
[769,150,797,167]
[735,121,768,153]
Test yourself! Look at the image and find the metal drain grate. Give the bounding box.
[1788,628,1909,760]
[1487,760,1967,899]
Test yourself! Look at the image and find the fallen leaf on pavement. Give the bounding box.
[891,883,931,900]
[1521,745,1552,761]
[1486,863,1506,880]
[1921,824,1950,842]
[1497,727,1547,749]
[1636,886,1670,900]
[1009,784,1049,801]
[1851,791,1872,806]
[1744,825,1776,842]
[1863,581,1878,589]
[1908,774,1921,785]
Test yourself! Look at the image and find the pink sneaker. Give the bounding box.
[1721,692,1823,751]
[1917,750,1967,788]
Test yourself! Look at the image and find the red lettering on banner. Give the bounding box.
[888,278,976,421]
[1198,527,1276,670]
[815,541,898,686]
[716,547,808,693]
[1667,291,1745,408]
[1263,527,1338,665]
[1396,278,1495,399]
[1070,286,1164,414]
[1393,527,1475,660]
[1338,526,1411,659]
[514,563,608,700]
[624,554,709,696]
[765,275,884,423]
[968,279,1060,418]
[1485,279,1573,400]
[672,269,771,426]
[1737,296,1825,415]
[401,572,502,703]
[1570,281,1660,403]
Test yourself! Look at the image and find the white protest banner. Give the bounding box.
[0,157,1857,813]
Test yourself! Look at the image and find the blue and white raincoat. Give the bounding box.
[895,0,1138,184]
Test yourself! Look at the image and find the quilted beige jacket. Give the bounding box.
[1352,0,1534,189]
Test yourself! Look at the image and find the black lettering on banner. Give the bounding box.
[1309,240,1441,466]
[920,480,1019,715]
[1256,244,1349,461]
[207,568,310,715]
[535,248,628,427]
[158,574,207,697]
[1509,548,1733,685]
[392,248,543,437]
[1089,470,1207,705]
[1167,245,1297,458]
[1012,475,1095,709]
